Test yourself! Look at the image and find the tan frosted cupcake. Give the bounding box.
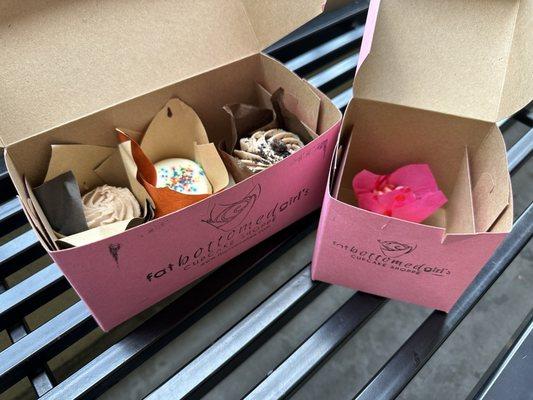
[82,185,141,229]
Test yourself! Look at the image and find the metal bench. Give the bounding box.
[0,2,531,399]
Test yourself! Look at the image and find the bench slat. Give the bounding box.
[266,1,369,58]
[0,301,95,393]
[245,292,385,400]
[308,53,359,91]
[468,310,533,400]
[285,27,364,74]
[0,197,25,235]
[0,230,44,279]
[0,263,67,331]
[145,267,325,400]
[507,127,533,172]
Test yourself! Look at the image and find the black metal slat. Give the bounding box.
[237,126,533,398]
[0,156,56,396]
[468,310,533,400]
[0,197,25,236]
[0,263,67,332]
[0,164,17,204]
[507,127,533,171]
[0,300,95,393]
[145,267,326,400]
[27,371,55,398]
[244,292,385,400]
[5,325,55,397]
[0,282,56,397]
[514,105,533,126]
[29,213,318,400]
[0,230,44,279]
[0,172,83,394]
[266,1,368,60]
[332,87,352,111]
[285,26,364,75]
[307,53,359,93]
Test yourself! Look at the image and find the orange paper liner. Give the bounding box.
[117,130,210,218]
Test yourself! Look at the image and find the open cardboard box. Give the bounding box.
[312,0,532,311]
[1,0,342,331]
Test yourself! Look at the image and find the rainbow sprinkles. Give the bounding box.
[154,158,213,195]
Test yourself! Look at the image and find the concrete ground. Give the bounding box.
[0,120,531,400]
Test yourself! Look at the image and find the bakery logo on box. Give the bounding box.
[145,184,310,282]
[377,240,416,258]
[332,238,451,278]
[203,184,261,232]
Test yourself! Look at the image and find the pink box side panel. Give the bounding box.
[51,122,340,330]
[357,0,381,71]
[312,193,507,311]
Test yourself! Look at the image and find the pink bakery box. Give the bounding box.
[311,0,532,311]
[2,1,342,331]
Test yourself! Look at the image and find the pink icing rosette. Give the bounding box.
[352,164,447,223]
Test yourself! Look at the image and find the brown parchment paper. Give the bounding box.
[33,171,89,236]
[219,87,317,182]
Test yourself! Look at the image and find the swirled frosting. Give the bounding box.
[82,185,141,229]
[233,129,304,173]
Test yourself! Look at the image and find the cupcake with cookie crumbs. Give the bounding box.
[233,129,304,173]
[219,87,317,181]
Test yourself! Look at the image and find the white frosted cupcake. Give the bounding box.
[154,158,212,195]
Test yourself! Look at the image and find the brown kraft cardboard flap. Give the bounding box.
[353,0,533,122]
[0,0,324,147]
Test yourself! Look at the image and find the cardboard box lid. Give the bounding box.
[0,0,324,146]
[353,0,533,122]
